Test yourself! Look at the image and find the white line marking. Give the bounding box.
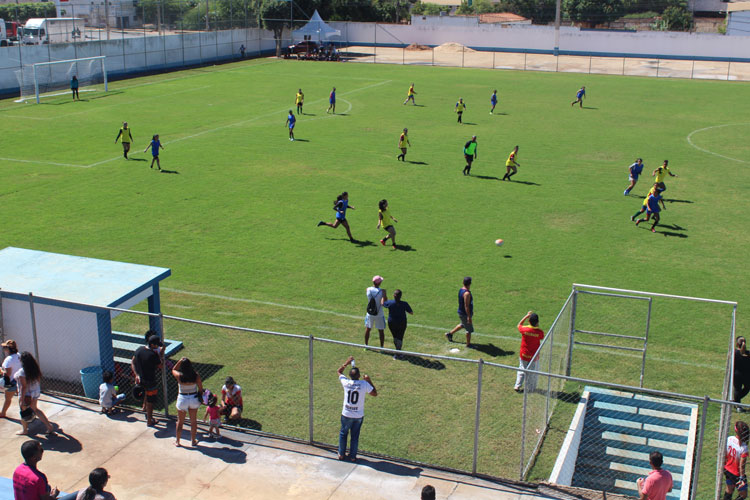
[0,157,87,168]
[160,287,725,370]
[686,123,750,163]
[84,79,391,168]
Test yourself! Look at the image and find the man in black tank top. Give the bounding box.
[445,276,473,347]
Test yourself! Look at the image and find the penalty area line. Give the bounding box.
[161,287,719,370]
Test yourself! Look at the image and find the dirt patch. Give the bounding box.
[434,42,476,53]
[405,43,430,51]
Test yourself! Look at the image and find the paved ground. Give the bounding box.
[0,394,566,500]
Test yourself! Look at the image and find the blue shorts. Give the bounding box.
[725,470,748,491]
[646,208,660,214]
[289,123,295,129]
[4,379,17,393]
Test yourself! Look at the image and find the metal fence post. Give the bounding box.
[524,52,527,71]
[520,369,529,480]
[566,289,577,376]
[640,297,652,388]
[461,45,464,68]
[689,396,709,500]
[656,58,660,78]
[727,62,732,81]
[472,359,483,475]
[0,289,5,342]
[690,60,695,79]
[545,326,554,423]
[588,56,592,74]
[431,47,434,66]
[159,313,169,417]
[622,56,626,76]
[28,293,40,364]
[492,51,495,69]
[308,334,314,444]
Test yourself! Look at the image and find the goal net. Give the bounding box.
[14,56,108,103]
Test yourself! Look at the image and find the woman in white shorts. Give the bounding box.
[15,351,55,435]
[1,339,22,418]
[172,357,203,447]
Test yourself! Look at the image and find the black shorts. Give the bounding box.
[725,470,748,491]
[384,225,394,232]
[465,155,474,164]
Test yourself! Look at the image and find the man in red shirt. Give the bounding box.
[514,311,544,393]
[13,440,58,500]
[637,451,673,500]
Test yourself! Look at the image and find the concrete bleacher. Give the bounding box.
[111,331,182,364]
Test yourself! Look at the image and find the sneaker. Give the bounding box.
[445,332,453,342]
[380,239,386,246]
[651,227,656,233]
[514,387,524,393]
[630,215,635,221]
[317,221,325,227]
[635,219,641,226]
[624,190,629,195]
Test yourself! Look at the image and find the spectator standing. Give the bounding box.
[364,275,387,348]
[735,337,750,411]
[446,277,473,347]
[75,468,116,500]
[0,339,21,418]
[723,421,749,500]
[383,289,413,358]
[172,357,204,447]
[337,356,377,462]
[421,485,436,500]
[13,440,59,500]
[221,376,243,422]
[131,335,163,427]
[70,76,79,101]
[513,311,544,393]
[15,351,56,436]
[239,44,245,58]
[637,451,673,500]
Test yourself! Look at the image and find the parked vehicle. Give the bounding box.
[6,20,21,43]
[286,40,318,57]
[22,18,84,45]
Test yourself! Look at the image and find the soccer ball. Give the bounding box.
[495,239,504,246]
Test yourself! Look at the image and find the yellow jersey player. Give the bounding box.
[397,128,411,161]
[502,146,520,181]
[295,89,304,114]
[403,83,416,105]
[455,98,466,123]
[652,160,677,192]
[114,121,134,159]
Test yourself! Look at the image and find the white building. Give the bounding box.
[54,0,138,29]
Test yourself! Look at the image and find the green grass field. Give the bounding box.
[1,58,749,488]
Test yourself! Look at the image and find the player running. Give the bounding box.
[115,122,134,159]
[571,86,586,108]
[653,160,677,192]
[624,158,644,195]
[635,186,666,233]
[295,89,304,114]
[327,87,336,114]
[455,98,466,123]
[403,83,417,105]
[377,199,398,249]
[397,128,411,161]
[631,184,664,222]
[463,136,477,175]
[724,421,749,500]
[318,191,355,242]
[490,90,498,114]
[144,134,164,170]
[502,146,520,181]
[285,110,296,141]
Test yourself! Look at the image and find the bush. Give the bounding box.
[661,4,692,31]
[0,2,56,23]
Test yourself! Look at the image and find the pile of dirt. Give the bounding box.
[405,43,430,51]
[434,42,476,53]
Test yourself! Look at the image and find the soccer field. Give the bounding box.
[1,58,748,483]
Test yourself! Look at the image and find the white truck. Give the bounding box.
[22,18,84,45]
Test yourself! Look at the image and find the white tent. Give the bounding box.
[292,10,341,42]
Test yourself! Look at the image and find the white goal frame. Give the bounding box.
[31,56,108,104]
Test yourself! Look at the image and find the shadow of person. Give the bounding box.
[353,457,423,477]
[468,343,514,357]
[232,417,262,431]
[656,230,688,238]
[406,161,428,165]
[128,158,148,162]
[193,443,248,464]
[508,180,541,186]
[398,354,446,370]
[393,244,416,252]
[159,169,180,174]
[37,429,83,454]
[473,175,501,181]
[105,410,140,423]
[293,138,310,142]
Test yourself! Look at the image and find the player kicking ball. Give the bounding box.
[286,110,296,141]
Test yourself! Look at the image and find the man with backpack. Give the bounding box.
[364,275,387,348]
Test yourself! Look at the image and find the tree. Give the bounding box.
[507,0,556,24]
[661,0,692,31]
[410,2,445,16]
[563,0,624,27]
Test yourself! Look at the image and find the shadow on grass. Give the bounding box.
[293,138,310,142]
[509,180,541,186]
[504,255,512,259]
[491,112,508,115]
[657,230,688,238]
[302,113,316,116]
[160,169,180,174]
[129,158,148,162]
[665,198,693,204]
[472,175,501,181]
[400,354,446,370]
[351,239,376,248]
[462,122,477,125]
[233,417,263,431]
[407,161,428,165]
[468,343,514,358]
[582,106,598,110]
[393,244,416,252]
[355,457,423,477]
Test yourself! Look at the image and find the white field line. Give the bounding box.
[161,287,721,369]
[14,88,96,104]
[686,123,750,163]
[85,79,391,168]
[0,157,87,168]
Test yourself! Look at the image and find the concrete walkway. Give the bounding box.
[0,395,565,500]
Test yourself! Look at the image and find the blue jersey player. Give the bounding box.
[286,110,296,141]
[635,188,666,233]
[327,87,336,114]
[571,86,585,108]
[490,90,498,114]
[624,158,644,195]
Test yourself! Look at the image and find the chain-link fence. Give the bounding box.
[0,286,741,499]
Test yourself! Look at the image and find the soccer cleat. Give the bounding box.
[651,227,656,233]
[635,219,641,226]
[445,332,453,342]
[380,239,386,246]
[624,190,629,195]
[317,221,325,227]
[631,215,635,221]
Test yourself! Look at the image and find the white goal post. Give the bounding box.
[15,55,108,104]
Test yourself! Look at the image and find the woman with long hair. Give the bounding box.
[76,468,116,500]
[15,351,55,435]
[725,420,750,500]
[171,357,203,447]
[318,192,355,242]
[377,199,398,249]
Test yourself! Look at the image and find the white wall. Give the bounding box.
[1,297,100,383]
[0,27,278,95]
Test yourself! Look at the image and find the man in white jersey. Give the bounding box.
[337,356,377,462]
[364,275,387,348]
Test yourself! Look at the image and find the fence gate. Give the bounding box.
[567,288,652,388]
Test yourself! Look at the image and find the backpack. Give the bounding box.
[366,290,379,315]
